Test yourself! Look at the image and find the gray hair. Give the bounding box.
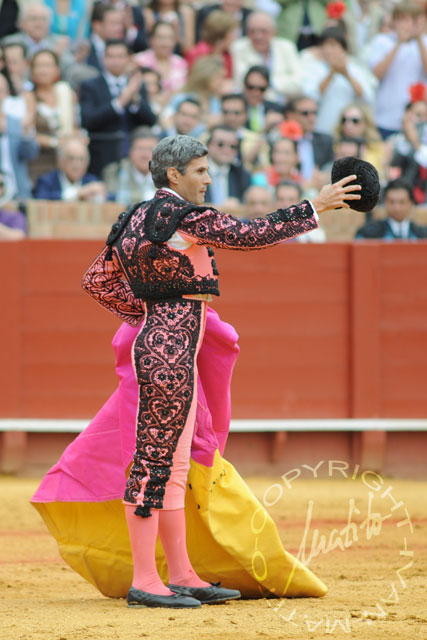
[130,126,159,147]
[57,138,89,162]
[149,135,208,188]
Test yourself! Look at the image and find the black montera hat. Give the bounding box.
[331,157,380,212]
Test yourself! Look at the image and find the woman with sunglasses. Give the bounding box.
[334,102,384,176]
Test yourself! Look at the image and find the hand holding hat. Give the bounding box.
[312,157,380,214]
[331,157,380,212]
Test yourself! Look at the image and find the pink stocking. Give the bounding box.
[158,508,210,588]
[125,505,173,595]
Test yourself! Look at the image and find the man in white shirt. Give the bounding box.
[368,1,427,138]
[230,11,301,103]
[303,26,377,136]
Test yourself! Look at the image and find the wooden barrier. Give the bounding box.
[1,240,427,476]
[23,200,427,241]
[27,200,124,238]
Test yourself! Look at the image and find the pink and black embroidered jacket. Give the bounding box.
[82,189,318,325]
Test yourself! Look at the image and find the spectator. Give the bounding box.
[275,177,326,242]
[368,1,427,138]
[25,49,80,182]
[205,123,251,207]
[243,184,272,219]
[162,55,228,133]
[163,97,203,137]
[275,178,303,209]
[302,26,377,135]
[86,3,126,72]
[231,11,301,103]
[242,66,282,133]
[186,10,238,78]
[134,21,188,98]
[3,42,31,95]
[143,0,195,56]
[334,102,384,175]
[285,94,335,182]
[12,2,67,60]
[355,178,427,239]
[140,66,162,103]
[265,137,301,188]
[102,127,158,204]
[0,171,26,240]
[33,137,109,202]
[196,0,252,41]
[139,66,165,120]
[0,73,39,199]
[2,42,31,124]
[220,92,269,169]
[97,0,149,53]
[80,39,156,177]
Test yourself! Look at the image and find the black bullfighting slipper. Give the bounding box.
[168,582,241,604]
[127,586,201,608]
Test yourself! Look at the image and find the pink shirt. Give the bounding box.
[134,49,188,93]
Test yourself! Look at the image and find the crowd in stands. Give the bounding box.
[1,0,427,241]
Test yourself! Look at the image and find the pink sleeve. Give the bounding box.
[178,200,319,250]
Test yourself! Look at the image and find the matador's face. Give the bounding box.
[173,156,212,205]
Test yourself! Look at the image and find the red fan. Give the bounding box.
[410,83,426,103]
[279,120,304,140]
[326,1,346,20]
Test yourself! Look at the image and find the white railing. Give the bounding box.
[1,418,426,433]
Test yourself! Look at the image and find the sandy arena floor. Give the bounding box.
[0,472,426,640]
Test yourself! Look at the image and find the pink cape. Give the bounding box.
[31,307,328,599]
[32,307,240,504]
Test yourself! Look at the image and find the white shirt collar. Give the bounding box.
[388,217,410,238]
[160,187,184,200]
[208,158,228,173]
[104,70,127,84]
[59,172,82,201]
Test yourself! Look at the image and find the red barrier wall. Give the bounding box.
[1,240,427,419]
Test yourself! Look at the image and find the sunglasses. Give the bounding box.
[214,141,239,150]
[223,109,244,115]
[245,84,267,92]
[342,116,362,124]
[296,109,317,116]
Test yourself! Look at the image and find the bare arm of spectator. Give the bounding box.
[331,57,363,97]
